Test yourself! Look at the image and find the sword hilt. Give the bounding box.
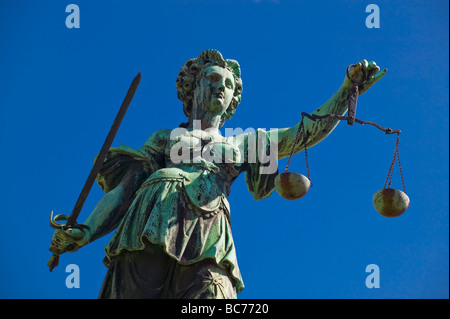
[47,254,60,272]
[48,211,90,271]
[49,211,90,231]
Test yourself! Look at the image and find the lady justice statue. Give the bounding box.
[49,49,386,298]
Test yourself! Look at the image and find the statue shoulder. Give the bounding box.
[142,128,172,154]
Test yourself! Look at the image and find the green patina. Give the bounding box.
[49,49,386,299]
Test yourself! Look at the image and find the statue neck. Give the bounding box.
[188,115,221,131]
[188,100,222,130]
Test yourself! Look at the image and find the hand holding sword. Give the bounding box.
[47,73,141,271]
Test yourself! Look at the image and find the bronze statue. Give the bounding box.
[49,49,386,298]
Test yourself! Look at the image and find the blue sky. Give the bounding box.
[0,0,448,299]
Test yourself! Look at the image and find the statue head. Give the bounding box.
[176,49,243,128]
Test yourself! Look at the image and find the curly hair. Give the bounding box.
[175,49,243,128]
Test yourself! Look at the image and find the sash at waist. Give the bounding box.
[141,167,230,218]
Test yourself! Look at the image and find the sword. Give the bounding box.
[47,72,141,271]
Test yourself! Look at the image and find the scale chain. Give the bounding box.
[396,135,407,193]
[283,116,312,185]
[284,115,305,173]
[383,133,406,193]
[303,130,311,183]
[284,65,405,196]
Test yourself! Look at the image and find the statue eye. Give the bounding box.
[225,79,233,89]
[207,74,220,82]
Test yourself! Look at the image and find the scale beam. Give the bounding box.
[301,112,401,135]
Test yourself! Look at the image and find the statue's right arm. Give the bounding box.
[83,163,148,243]
[87,128,170,240]
[49,163,148,255]
[50,129,169,255]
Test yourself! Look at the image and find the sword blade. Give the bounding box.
[66,72,141,226]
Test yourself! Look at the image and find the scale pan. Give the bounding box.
[373,188,410,218]
[275,172,311,200]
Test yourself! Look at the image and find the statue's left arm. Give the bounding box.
[270,60,387,160]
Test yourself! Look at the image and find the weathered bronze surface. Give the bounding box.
[275,172,310,200]
[373,188,410,218]
[48,50,387,298]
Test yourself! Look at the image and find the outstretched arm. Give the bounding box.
[270,60,387,160]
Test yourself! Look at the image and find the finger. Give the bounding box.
[51,229,66,243]
[66,228,85,241]
[367,61,380,78]
[49,238,65,254]
[347,62,362,82]
[49,245,63,255]
[354,61,362,74]
[49,236,78,254]
[58,227,84,241]
[359,59,369,70]
[352,60,369,83]
[370,68,388,85]
[50,229,79,253]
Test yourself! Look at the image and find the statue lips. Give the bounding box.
[213,92,224,100]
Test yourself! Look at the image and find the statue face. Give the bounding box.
[195,65,235,115]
